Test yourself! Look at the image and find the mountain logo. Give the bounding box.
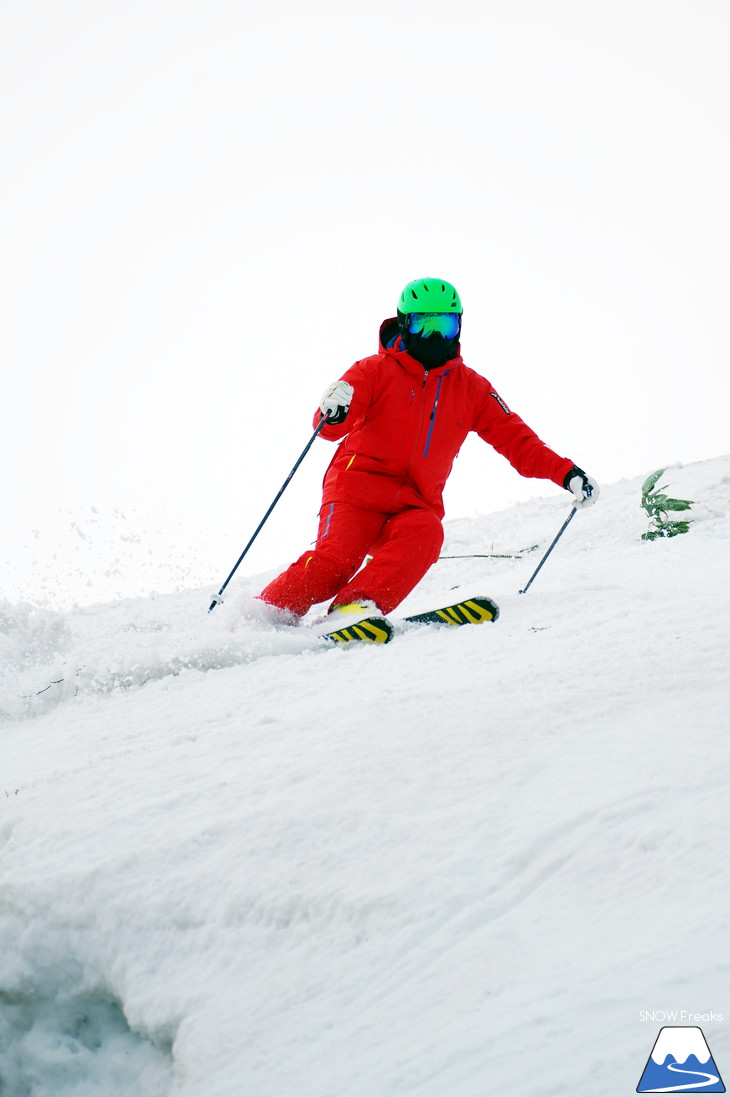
[637,1026,725,1092]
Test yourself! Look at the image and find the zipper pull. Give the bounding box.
[422,369,429,388]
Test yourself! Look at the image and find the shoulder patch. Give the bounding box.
[490,391,512,415]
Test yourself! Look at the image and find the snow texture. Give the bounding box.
[1,457,729,1096]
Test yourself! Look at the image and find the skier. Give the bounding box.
[258,277,598,630]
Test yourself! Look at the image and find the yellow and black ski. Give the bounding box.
[323,617,394,645]
[322,596,499,645]
[403,596,499,627]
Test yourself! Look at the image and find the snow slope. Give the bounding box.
[1,457,729,1097]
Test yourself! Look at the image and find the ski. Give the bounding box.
[321,596,499,645]
[403,595,499,627]
[322,616,395,645]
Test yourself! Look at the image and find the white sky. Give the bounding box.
[2,0,729,609]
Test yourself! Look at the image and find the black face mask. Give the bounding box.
[401,329,460,368]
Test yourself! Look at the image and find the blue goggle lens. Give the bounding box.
[407,312,461,339]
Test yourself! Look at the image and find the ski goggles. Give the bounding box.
[407,312,461,339]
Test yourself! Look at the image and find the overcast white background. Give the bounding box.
[2,0,728,610]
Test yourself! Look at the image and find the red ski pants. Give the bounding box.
[259,502,444,617]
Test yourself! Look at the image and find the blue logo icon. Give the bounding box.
[637,1026,725,1092]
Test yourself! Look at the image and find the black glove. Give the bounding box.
[563,466,599,508]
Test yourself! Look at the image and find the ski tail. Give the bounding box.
[323,618,394,644]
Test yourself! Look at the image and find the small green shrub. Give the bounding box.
[641,468,694,541]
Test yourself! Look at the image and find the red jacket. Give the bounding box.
[314,319,574,520]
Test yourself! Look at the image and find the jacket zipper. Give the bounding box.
[423,374,444,458]
[404,371,428,472]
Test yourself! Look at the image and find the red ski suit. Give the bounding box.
[260,319,575,616]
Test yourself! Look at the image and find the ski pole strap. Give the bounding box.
[518,507,577,595]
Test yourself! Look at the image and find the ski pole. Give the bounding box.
[518,507,577,595]
[208,413,331,612]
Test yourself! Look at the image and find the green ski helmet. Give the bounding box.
[396,277,463,367]
[398,277,462,315]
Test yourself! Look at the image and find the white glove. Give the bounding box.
[319,380,354,424]
[564,466,599,508]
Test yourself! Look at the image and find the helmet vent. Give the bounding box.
[399,277,462,315]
